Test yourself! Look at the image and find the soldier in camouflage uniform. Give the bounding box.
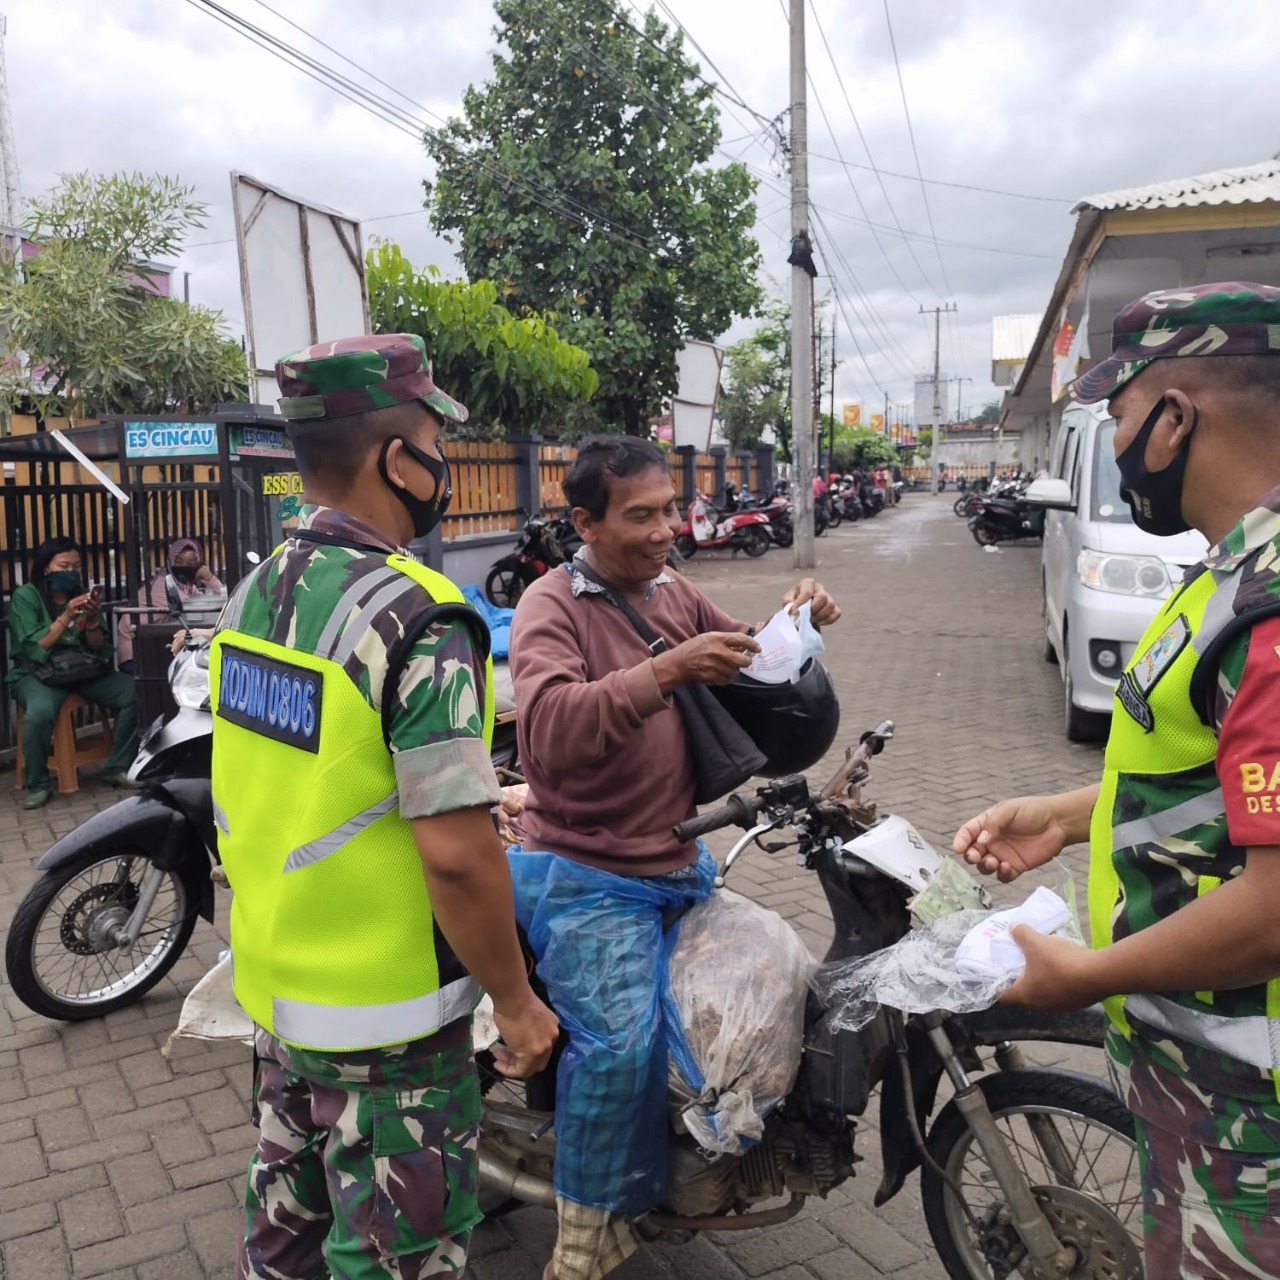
[954,284,1280,1279]
[212,334,558,1280]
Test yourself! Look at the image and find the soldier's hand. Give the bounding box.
[491,991,559,1079]
[655,631,759,691]
[951,796,1069,883]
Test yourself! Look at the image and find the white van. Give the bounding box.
[1031,402,1207,742]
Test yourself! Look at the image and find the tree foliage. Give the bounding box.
[367,242,598,436]
[973,399,1001,425]
[830,426,898,471]
[0,172,247,417]
[424,0,763,435]
[718,342,785,452]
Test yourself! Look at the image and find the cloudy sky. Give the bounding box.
[6,0,1280,420]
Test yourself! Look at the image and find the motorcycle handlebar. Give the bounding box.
[672,791,759,844]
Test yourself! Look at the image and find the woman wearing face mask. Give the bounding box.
[6,537,142,809]
[116,538,224,673]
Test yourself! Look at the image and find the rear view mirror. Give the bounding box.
[1023,478,1075,510]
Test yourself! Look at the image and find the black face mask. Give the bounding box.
[1115,396,1198,536]
[378,437,452,540]
[171,565,198,585]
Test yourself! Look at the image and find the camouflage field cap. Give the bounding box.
[275,333,469,424]
[1071,281,1280,404]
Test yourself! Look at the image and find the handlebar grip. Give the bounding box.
[672,792,756,844]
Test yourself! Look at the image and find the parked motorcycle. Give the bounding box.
[485,514,583,608]
[674,494,771,559]
[969,486,1046,546]
[476,723,1140,1279]
[5,636,521,1021]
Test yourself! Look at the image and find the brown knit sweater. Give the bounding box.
[510,564,747,875]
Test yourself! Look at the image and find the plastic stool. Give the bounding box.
[14,693,115,795]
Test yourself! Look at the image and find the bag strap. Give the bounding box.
[381,602,491,750]
[571,561,669,657]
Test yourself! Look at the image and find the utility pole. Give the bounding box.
[827,310,837,475]
[789,0,815,569]
[921,303,956,495]
[954,376,972,423]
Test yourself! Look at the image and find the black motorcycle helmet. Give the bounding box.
[710,658,840,776]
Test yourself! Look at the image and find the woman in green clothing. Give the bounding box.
[7,537,141,809]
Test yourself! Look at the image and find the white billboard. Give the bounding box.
[232,173,370,409]
[671,340,725,451]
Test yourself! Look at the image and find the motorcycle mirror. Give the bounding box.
[245,551,261,565]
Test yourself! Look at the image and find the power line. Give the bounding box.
[807,0,941,300]
[186,0,670,260]
[808,151,1070,203]
[881,0,952,300]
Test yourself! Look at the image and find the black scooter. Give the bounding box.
[5,641,520,1021]
[969,492,1046,546]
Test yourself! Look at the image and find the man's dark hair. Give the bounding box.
[1162,355,1280,407]
[564,435,670,520]
[286,402,435,492]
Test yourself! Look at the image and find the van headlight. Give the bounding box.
[1077,549,1169,597]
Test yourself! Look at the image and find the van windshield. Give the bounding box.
[1091,420,1132,523]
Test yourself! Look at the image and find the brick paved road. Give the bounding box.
[0,495,1111,1279]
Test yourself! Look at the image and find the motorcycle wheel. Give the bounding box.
[971,521,1000,547]
[5,848,200,1020]
[825,505,842,529]
[674,533,697,559]
[739,526,770,558]
[485,560,536,609]
[774,524,794,548]
[953,497,968,517]
[922,1070,1141,1280]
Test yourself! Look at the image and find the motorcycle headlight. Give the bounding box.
[1076,549,1170,598]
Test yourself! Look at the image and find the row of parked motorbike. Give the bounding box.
[954,473,1047,547]
[483,477,904,608]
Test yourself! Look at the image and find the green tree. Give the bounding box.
[973,399,1001,425]
[719,341,785,452]
[0,172,247,417]
[367,242,598,435]
[830,426,898,471]
[424,0,763,435]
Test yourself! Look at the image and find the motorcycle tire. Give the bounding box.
[921,1069,1140,1280]
[953,497,968,517]
[674,533,697,559]
[825,505,842,529]
[971,521,1000,547]
[5,848,201,1020]
[739,526,770,558]
[773,525,794,548]
[485,560,537,609]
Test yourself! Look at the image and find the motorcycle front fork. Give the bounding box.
[109,862,168,949]
[922,1015,1080,1278]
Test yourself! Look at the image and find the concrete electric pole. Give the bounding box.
[789,0,815,570]
[0,14,23,229]
[921,303,956,495]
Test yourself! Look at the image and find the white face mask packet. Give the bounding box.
[743,602,825,685]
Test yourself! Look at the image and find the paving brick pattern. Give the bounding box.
[0,496,1112,1279]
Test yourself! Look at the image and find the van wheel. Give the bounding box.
[1041,580,1058,665]
[1063,629,1109,744]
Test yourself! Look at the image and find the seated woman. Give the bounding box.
[116,538,225,673]
[7,537,142,810]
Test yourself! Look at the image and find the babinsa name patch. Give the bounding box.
[218,645,321,752]
[1117,672,1155,733]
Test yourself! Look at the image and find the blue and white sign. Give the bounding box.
[124,421,218,459]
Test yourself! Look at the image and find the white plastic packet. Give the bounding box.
[954,886,1070,980]
[162,952,253,1057]
[742,602,825,684]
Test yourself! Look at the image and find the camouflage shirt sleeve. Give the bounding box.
[388,617,500,820]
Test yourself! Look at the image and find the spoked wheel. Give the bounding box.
[485,560,536,609]
[5,849,199,1019]
[922,1070,1142,1280]
[739,526,770,558]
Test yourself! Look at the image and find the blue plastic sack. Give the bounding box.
[507,845,715,1214]
[459,583,512,659]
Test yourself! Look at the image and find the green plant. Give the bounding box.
[0,172,247,417]
[367,242,598,435]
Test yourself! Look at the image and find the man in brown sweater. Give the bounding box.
[508,436,841,1280]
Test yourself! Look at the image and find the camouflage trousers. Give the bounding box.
[1119,1046,1280,1279]
[237,1024,481,1280]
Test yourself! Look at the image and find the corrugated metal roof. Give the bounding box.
[991,313,1041,363]
[1074,159,1280,214]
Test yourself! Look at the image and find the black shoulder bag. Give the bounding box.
[573,562,766,805]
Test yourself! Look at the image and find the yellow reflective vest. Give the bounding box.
[1089,559,1280,1088]
[211,552,495,1053]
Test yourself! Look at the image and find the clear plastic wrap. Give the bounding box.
[664,890,814,1154]
[812,883,1084,1032]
